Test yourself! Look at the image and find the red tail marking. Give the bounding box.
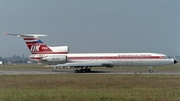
[23,38,53,54]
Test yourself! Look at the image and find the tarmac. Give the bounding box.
[0,69,179,75]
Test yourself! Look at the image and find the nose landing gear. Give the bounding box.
[148,66,153,73]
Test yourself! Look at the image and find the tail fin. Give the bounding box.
[3,33,68,54]
[24,37,54,54]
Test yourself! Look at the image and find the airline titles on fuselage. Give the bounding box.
[30,45,49,52]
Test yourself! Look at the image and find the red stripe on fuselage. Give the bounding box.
[67,56,165,59]
[29,56,166,60]
[31,52,68,54]
[29,57,41,60]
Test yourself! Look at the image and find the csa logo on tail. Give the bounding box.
[30,45,40,51]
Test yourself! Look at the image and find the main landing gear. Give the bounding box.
[75,66,91,73]
[148,66,153,73]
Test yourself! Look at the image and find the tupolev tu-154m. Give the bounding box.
[4,33,177,73]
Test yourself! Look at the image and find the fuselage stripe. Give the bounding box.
[29,56,166,60]
[31,52,68,54]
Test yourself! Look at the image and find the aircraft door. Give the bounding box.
[118,55,121,65]
[118,55,121,61]
[139,56,143,66]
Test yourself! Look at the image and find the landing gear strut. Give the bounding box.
[74,66,91,73]
[148,66,153,73]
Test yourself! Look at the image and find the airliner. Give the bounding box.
[3,33,177,73]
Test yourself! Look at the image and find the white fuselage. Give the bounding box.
[29,53,175,66]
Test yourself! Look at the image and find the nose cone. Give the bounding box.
[174,59,178,64]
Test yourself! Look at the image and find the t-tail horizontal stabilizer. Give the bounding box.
[3,32,69,54]
[2,32,47,38]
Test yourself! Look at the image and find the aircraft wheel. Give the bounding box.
[87,69,91,72]
[75,69,79,73]
[149,70,153,73]
[84,69,88,73]
[84,69,91,73]
[79,69,83,73]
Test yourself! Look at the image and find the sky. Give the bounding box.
[0,0,180,57]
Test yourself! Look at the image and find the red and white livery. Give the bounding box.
[4,33,177,73]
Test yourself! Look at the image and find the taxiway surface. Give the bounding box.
[0,69,179,75]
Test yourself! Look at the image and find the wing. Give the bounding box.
[51,61,113,67]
